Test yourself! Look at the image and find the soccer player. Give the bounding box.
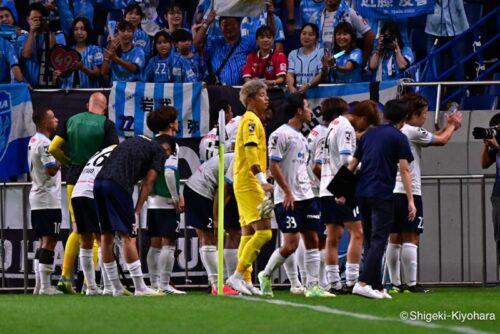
[386,93,462,293]
[29,108,63,295]
[257,93,334,298]
[184,153,240,295]
[94,132,173,296]
[347,99,415,299]
[226,80,273,295]
[71,145,125,296]
[320,100,381,294]
[199,99,241,162]
[145,106,186,294]
[49,92,119,294]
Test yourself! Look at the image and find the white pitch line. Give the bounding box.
[235,296,493,334]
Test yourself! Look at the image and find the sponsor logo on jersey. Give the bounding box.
[249,123,256,132]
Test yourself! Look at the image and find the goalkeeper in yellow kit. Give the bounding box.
[226,80,274,295]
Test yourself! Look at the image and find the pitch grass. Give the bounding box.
[0,288,499,334]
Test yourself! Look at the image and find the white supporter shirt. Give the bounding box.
[307,124,328,197]
[72,146,115,199]
[148,143,180,209]
[198,116,242,162]
[28,133,61,210]
[394,124,434,196]
[319,116,356,198]
[269,124,314,204]
[186,153,235,200]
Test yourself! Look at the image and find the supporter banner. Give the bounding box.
[301,80,399,134]
[0,84,35,181]
[108,82,210,139]
[213,0,265,18]
[356,0,435,20]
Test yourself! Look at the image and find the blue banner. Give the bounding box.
[356,0,435,20]
[0,84,34,181]
[108,82,210,140]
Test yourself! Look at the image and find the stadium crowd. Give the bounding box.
[0,0,477,89]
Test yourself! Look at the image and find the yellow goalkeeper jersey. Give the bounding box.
[233,110,267,192]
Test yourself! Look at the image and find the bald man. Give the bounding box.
[49,92,119,294]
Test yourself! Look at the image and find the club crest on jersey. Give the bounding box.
[248,123,256,132]
[0,91,12,161]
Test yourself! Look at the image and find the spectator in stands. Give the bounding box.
[124,3,152,59]
[242,25,287,86]
[310,0,374,63]
[241,0,285,53]
[163,3,186,36]
[194,11,254,86]
[19,3,64,88]
[142,30,173,83]
[368,21,414,82]
[300,0,325,27]
[0,5,26,56]
[322,22,362,84]
[286,23,324,94]
[101,21,145,83]
[170,29,204,82]
[55,0,96,37]
[0,34,23,83]
[53,18,103,89]
[425,0,469,82]
[0,0,16,22]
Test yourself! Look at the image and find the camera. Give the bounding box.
[472,126,500,140]
[38,16,61,32]
[382,34,395,48]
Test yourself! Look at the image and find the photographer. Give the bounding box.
[480,113,500,267]
[368,21,414,82]
[19,2,64,88]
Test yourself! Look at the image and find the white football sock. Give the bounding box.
[39,263,54,290]
[296,239,307,286]
[223,249,238,279]
[345,262,360,286]
[159,245,176,287]
[103,261,123,292]
[79,248,97,290]
[200,246,218,286]
[263,248,287,276]
[283,252,301,287]
[126,260,147,291]
[98,247,113,291]
[326,264,340,285]
[304,249,320,286]
[386,243,402,286]
[146,247,161,289]
[401,243,418,287]
[34,259,40,291]
[319,249,327,287]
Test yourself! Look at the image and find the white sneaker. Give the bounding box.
[226,275,252,295]
[112,288,133,297]
[102,288,114,296]
[352,282,383,299]
[377,289,392,299]
[134,286,163,296]
[33,285,40,295]
[245,281,262,295]
[290,285,305,295]
[86,286,103,296]
[160,284,186,295]
[39,287,64,295]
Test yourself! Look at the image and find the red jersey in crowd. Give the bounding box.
[242,50,287,81]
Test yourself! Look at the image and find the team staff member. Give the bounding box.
[48,92,119,294]
[226,80,273,295]
[29,108,62,295]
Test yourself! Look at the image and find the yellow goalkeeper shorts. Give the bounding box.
[234,188,265,227]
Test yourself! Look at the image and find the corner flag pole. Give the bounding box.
[217,109,226,295]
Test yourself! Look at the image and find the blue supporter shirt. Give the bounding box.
[354,123,414,200]
[287,46,324,86]
[300,0,325,25]
[204,35,255,86]
[241,11,286,51]
[134,29,152,59]
[59,45,103,89]
[0,38,19,83]
[110,46,145,82]
[372,45,414,81]
[142,54,172,83]
[170,53,204,83]
[329,48,362,83]
[18,33,44,87]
